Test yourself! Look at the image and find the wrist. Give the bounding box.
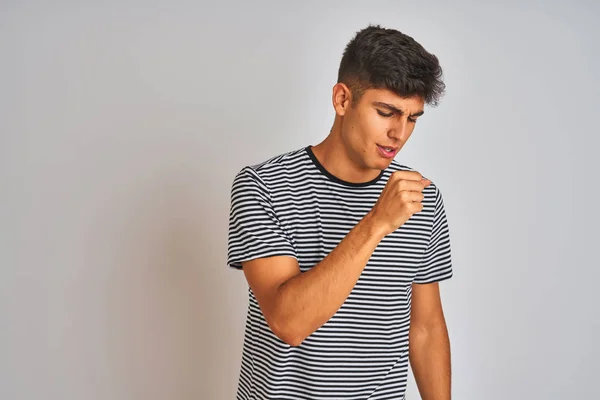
[361,211,389,240]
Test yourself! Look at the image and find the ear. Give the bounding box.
[332,83,352,116]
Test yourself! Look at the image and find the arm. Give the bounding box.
[237,169,430,347]
[409,281,451,400]
[242,212,386,346]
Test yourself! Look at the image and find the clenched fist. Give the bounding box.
[369,171,431,236]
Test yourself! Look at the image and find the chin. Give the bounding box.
[372,159,391,171]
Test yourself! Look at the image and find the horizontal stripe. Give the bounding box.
[228,145,453,399]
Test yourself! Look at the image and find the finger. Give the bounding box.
[407,191,425,203]
[398,179,431,192]
[391,170,423,182]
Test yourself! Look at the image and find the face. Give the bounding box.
[334,85,425,171]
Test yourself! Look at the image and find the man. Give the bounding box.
[227,24,453,400]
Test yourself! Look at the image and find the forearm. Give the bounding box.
[409,322,451,400]
[273,212,386,345]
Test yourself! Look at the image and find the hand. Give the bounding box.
[369,171,431,236]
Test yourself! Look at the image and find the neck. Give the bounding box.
[311,117,382,184]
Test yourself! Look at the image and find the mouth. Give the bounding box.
[377,144,398,158]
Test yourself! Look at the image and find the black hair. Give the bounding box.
[337,24,445,107]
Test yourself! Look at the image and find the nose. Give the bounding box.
[388,119,410,142]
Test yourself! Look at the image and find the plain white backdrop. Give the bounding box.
[1,1,598,399]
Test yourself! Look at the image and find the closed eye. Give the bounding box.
[377,109,394,118]
[378,109,418,123]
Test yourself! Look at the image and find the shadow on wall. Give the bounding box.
[96,163,244,400]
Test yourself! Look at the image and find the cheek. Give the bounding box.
[359,112,389,137]
[344,109,388,145]
[342,112,362,137]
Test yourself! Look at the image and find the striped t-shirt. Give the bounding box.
[227,145,453,400]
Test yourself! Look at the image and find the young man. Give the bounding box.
[228,24,453,400]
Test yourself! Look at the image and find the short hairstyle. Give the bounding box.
[337,24,446,107]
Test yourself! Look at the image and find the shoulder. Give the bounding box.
[231,146,309,191]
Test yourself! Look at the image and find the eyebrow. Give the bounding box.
[372,101,425,117]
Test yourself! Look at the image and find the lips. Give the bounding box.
[377,144,398,158]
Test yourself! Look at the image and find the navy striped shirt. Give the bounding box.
[228,145,453,399]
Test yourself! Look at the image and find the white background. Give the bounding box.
[2,1,598,399]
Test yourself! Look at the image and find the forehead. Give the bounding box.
[359,88,424,110]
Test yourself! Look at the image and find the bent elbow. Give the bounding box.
[269,319,306,347]
[281,333,304,347]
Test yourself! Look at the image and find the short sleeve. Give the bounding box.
[414,185,453,284]
[227,166,298,270]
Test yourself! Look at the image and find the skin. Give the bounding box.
[242,82,451,399]
[311,83,425,183]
